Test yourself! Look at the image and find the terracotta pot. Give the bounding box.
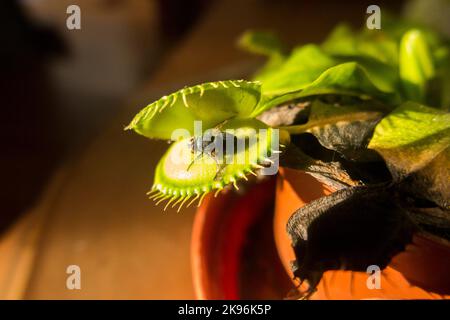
[274,167,450,299]
[191,177,293,299]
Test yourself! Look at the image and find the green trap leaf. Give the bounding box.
[149,118,279,211]
[126,80,262,140]
[369,102,450,179]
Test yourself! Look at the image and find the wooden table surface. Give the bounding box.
[0,0,397,299]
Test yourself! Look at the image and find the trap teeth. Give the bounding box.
[238,172,248,181]
[252,163,265,169]
[146,189,158,195]
[197,192,208,207]
[179,195,193,212]
[247,169,258,177]
[186,194,199,208]
[214,188,223,197]
[164,196,177,211]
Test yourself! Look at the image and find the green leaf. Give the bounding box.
[347,57,399,94]
[322,24,399,66]
[257,44,336,96]
[238,30,287,82]
[238,30,285,57]
[322,25,400,96]
[321,24,356,55]
[256,62,400,114]
[368,102,450,179]
[382,13,446,49]
[399,29,436,102]
[126,80,261,140]
[252,54,287,84]
[300,62,398,101]
[433,46,450,110]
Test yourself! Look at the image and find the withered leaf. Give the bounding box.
[257,102,310,127]
[284,100,384,161]
[400,146,450,209]
[280,142,360,190]
[281,134,392,188]
[405,207,450,241]
[286,185,416,296]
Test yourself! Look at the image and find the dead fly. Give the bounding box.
[187,131,239,179]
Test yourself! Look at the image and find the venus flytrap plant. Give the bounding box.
[127,20,450,297]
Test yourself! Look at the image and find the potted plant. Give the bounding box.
[126,16,450,299]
